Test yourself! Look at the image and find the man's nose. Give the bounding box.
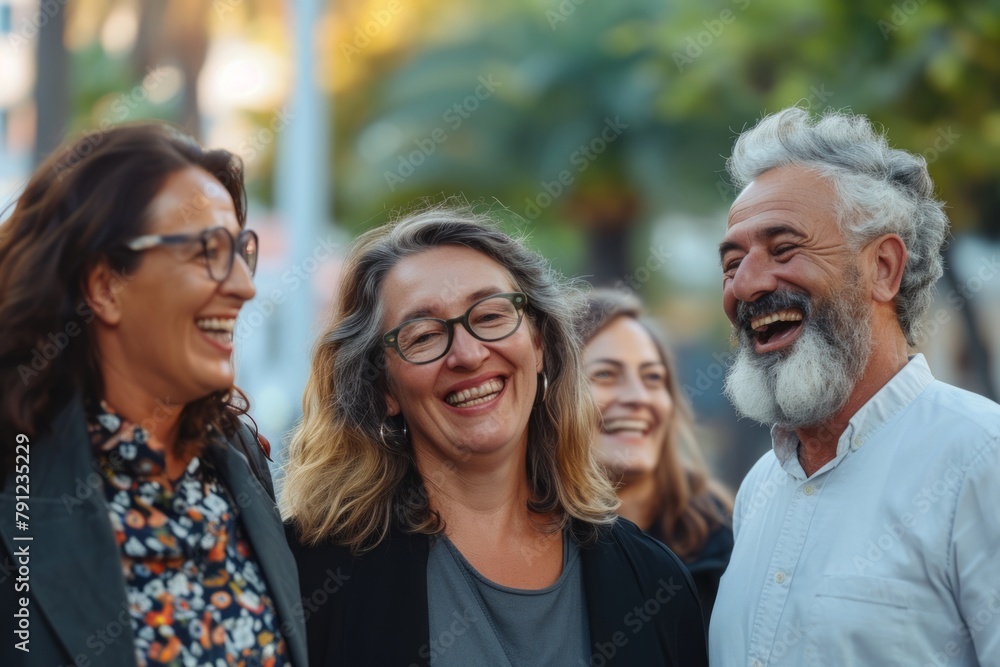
[731,250,779,304]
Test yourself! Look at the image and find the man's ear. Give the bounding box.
[871,234,907,304]
[83,260,125,326]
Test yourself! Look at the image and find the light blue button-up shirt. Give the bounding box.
[710,354,1000,666]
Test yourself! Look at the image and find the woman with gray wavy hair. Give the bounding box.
[282,205,708,666]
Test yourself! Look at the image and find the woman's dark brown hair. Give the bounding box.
[0,122,250,462]
[578,288,733,560]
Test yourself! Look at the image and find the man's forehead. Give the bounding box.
[726,166,836,231]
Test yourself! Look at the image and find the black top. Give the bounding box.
[287,518,709,666]
[644,519,734,626]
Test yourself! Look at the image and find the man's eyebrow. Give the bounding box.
[718,240,741,264]
[719,224,806,264]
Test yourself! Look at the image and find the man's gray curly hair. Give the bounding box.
[726,107,949,346]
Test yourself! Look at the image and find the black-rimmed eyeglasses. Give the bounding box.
[122,226,258,283]
[383,292,527,364]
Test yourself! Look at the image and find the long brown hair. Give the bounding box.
[579,288,732,560]
[0,123,250,464]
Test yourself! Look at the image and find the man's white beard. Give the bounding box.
[724,284,873,430]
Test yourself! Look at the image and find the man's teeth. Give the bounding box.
[602,419,650,434]
[751,309,803,332]
[446,379,505,407]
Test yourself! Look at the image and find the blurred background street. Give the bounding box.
[2,0,998,489]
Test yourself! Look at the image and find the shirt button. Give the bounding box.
[854,436,864,447]
[803,485,815,495]
[752,660,763,667]
[774,571,786,584]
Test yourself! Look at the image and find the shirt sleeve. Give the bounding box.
[951,432,1000,662]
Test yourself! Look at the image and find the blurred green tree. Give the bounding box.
[327,0,1000,281]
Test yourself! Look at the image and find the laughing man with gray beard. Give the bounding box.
[709,107,1000,667]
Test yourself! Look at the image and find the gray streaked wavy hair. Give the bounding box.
[282,204,619,552]
[726,107,949,346]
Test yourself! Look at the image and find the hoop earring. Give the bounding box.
[379,417,408,447]
[535,372,549,406]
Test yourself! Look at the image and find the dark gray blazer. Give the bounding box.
[0,397,307,667]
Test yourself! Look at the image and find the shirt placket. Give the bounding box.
[746,474,824,667]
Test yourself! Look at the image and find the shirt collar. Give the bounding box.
[770,354,935,476]
[88,399,166,479]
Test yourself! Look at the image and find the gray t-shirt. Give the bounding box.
[426,531,591,666]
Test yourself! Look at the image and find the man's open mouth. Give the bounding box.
[750,308,804,348]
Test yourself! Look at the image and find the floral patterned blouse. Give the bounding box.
[88,401,290,667]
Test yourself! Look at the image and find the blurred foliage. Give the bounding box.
[65,0,1000,274]
[326,0,1000,277]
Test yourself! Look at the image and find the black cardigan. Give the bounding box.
[645,521,734,626]
[288,518,708,666]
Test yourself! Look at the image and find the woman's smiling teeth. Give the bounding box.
[602,418,650,435]
[446,378,505,408]
[196,317,236,344]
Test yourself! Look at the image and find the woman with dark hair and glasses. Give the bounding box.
[282,206,708,666]
[0,123,305,667]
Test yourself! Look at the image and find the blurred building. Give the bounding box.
[0,0,36,215]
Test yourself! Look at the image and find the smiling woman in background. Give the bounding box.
[579,288,734,622]
[0,124,305,667]
[282,207,708,666]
